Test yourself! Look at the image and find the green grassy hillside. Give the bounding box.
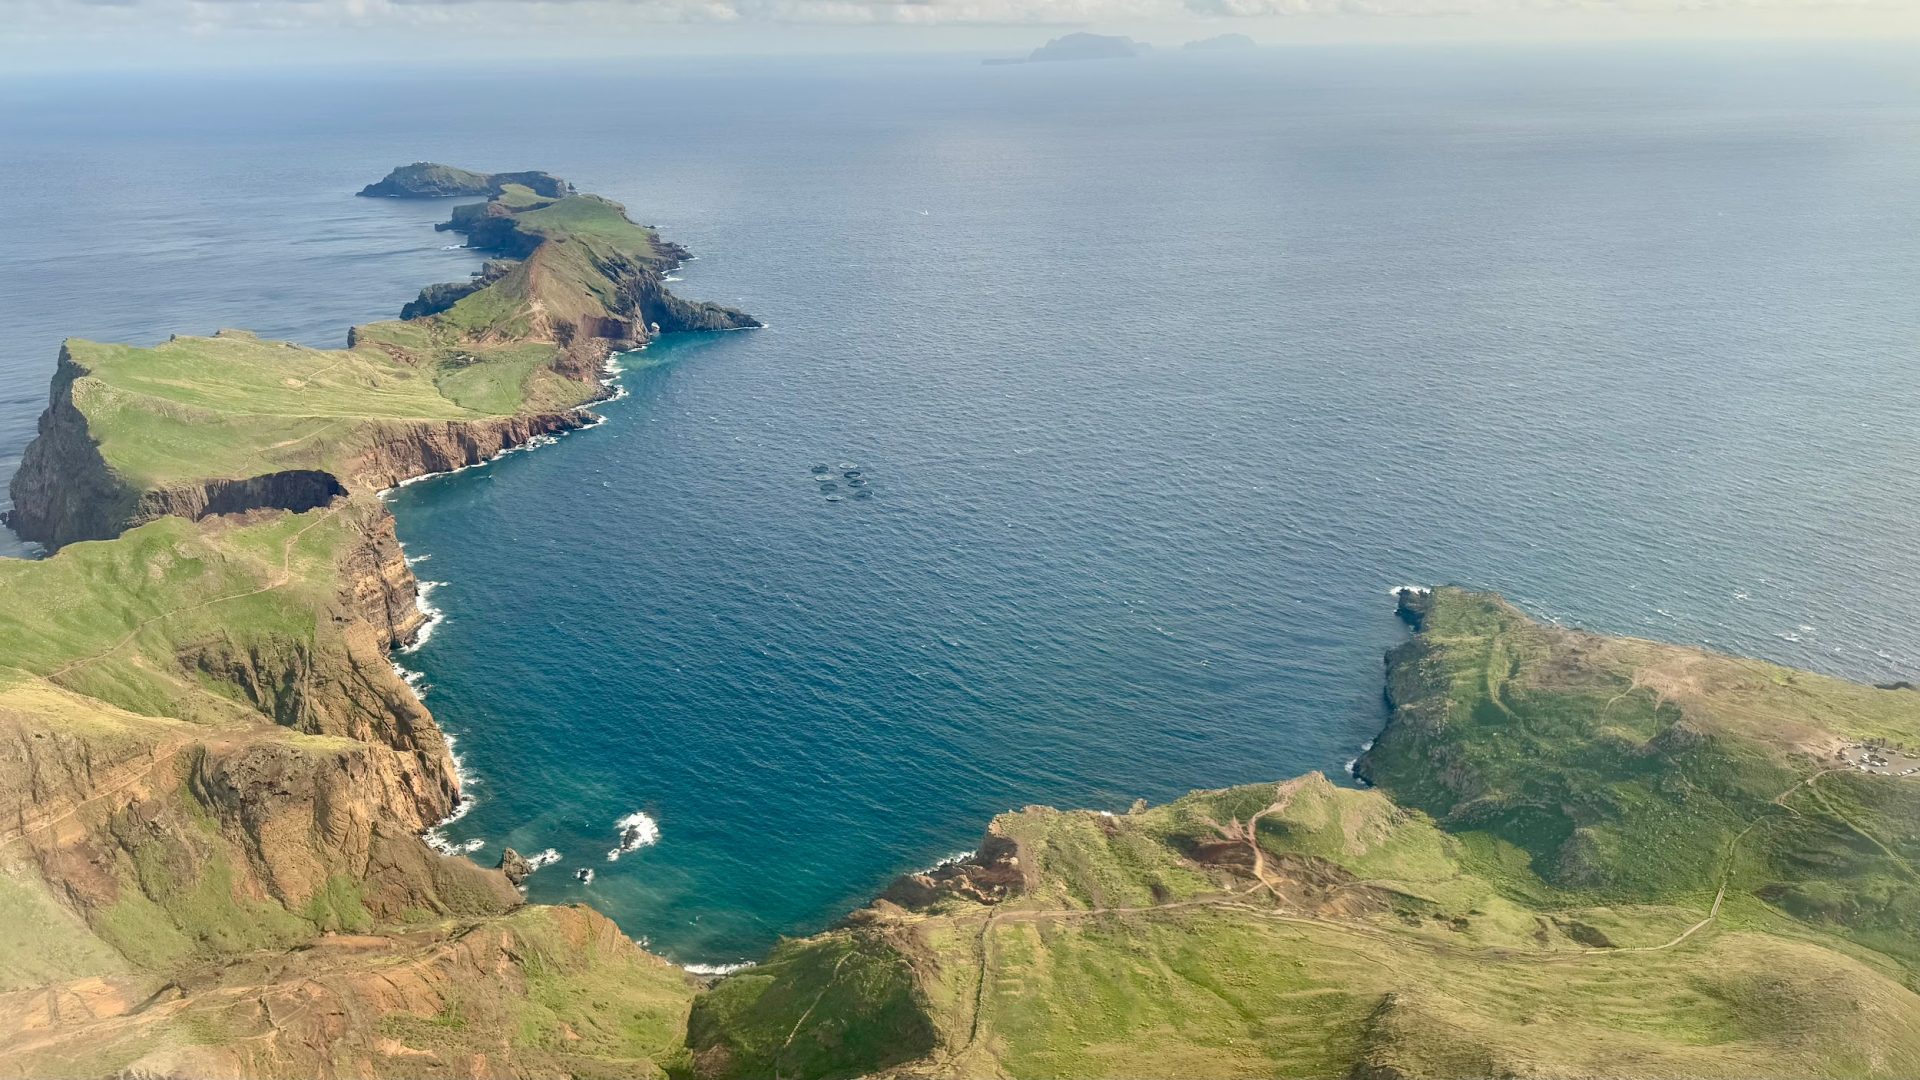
[63,332,486,489]
[685,589,1920,1079]
[1363,588,1920,975]
[0,502,702,1077]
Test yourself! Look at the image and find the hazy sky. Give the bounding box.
[3,0,1913,70]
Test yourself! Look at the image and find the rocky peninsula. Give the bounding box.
[1,170,1917,1079]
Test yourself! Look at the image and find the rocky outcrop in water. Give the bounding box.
[499,847,532,886]
[878,829,1027,909]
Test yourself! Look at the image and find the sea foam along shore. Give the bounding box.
[683,961,756,976]
[390,346,648,857]
[376,344,636,498]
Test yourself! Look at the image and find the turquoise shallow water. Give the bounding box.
[3,46,1920,966]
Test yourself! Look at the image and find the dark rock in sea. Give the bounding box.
[575,868,595,884]
[358,162,574,199]
[499,847,532,886]
[1393,587,1435,628]
[1877,681,1917,691]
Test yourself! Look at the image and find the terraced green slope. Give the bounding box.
[686,589,1920,1079]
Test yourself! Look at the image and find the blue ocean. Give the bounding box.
[2,45,1917,967]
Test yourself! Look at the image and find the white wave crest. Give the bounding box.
[400,580,447,654]
[391,661,427,699]
[931,849,975,869]
[683,961,755,976]
[606,810,661,861]
[1343,737,1378,778]
[423,792,478,855]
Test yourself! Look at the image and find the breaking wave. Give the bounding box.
[683,961,755,976]
[606,810,661,861]
[400,580,447,653]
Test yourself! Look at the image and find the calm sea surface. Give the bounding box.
[2,45,1917,965]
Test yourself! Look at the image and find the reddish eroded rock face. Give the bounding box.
[879,830,1027,910]
[342,411,596,494]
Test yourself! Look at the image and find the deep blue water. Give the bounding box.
[3,46,1919,966]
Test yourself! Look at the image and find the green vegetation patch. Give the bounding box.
[96,837,311,970]
[685,932,934,1080]
[69,335,477,487]
[1364,589,1920,916]
[0,871,130,990]
[0,510,349,724]
[514,195,660,257]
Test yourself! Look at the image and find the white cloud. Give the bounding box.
[23,0,1915,19]
[1,0,1910,67]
